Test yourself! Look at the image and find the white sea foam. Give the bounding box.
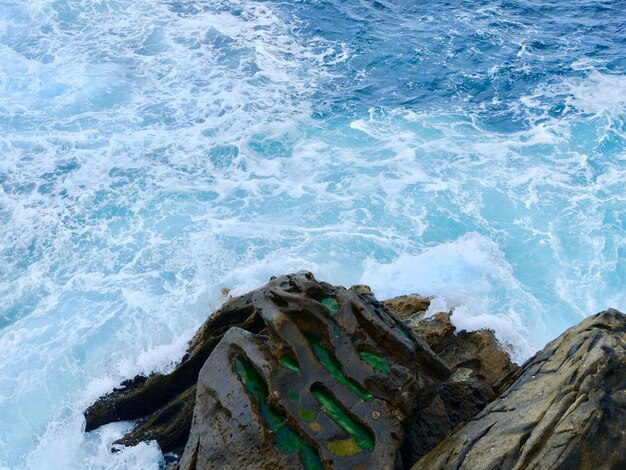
[25,417,164,470]
[0,0,342,467]
[361,233,539,361]
[520,69,626,118]
[0,0,625,467]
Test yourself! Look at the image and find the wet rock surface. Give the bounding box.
[412,309,626,470]
[177,272,450,469]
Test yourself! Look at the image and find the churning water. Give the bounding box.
[0,0,625,467]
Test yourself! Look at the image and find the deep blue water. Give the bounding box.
[0,0,625,467]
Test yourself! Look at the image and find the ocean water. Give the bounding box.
[0,0,624,467]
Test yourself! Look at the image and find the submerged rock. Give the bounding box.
[412,308,626,470]
[177,272,450,469]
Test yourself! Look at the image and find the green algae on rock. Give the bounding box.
[298,408,316,422]
[277,354,300,372]
[85,272,451,469]
[235,356,323,470]
[327,437,362,457]
[174,272,449,469]
[306,332,373,402]
[315,295,339,314]
[311,383,375,453]
[359,350,391,373]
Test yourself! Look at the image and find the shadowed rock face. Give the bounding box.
[84,291,266,456]
[177,272,450,469]
[380,310,518,466]
[412,309,626,470]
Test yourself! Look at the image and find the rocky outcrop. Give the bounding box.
[177,272,450,469]
[410,312,516,394]
[89,275,626,470]
[85,273,451,468]
[84,291,267,457]
[382,294,432,322]
[382,309,517,465]
[412,308,626,470]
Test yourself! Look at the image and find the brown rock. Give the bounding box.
[412,309,626,470]
[383,294,432,322]
[177,272,450,470]
[400,312,517,466]
[408,312,455,354]
[420,313,517,388]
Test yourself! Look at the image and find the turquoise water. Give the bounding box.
[0,0,625,467]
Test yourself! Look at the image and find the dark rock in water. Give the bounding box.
[392,311,517,465]
[176,272,450,469]
[112,384,196,456]
[84,291,266,456]
[412,308,626,470]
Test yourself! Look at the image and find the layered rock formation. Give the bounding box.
[413,308,626,470]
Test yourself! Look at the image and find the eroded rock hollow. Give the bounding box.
[86,272,451,468]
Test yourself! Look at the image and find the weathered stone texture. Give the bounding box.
[392,311,517,465]
[178,272,450,469]
[413,309,626,470]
